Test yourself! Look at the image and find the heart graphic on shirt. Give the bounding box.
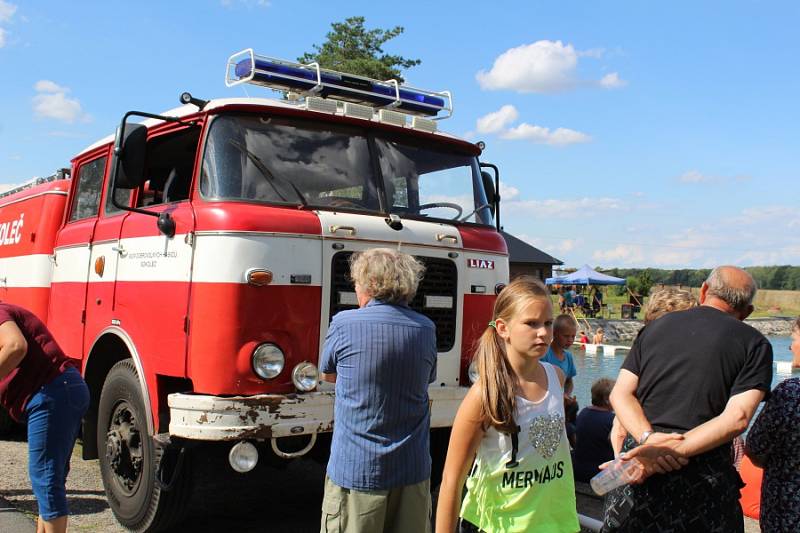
[528,414,564,459]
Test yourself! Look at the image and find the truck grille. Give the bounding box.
[329,252,458,352]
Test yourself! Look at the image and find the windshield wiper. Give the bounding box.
[228,139,308,207]
[460,202,492,222]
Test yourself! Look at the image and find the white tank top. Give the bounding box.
[460,362,579,532]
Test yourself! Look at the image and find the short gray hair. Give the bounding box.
[349,248,424,304]
[705,267,757,312]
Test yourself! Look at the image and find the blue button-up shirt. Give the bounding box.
[321,299,437,490]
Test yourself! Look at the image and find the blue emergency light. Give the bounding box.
[225,49,452,118]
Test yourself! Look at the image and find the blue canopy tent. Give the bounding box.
[546,265,628,319]
[545,264,625,286]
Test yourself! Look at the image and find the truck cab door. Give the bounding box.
[83,176,134,356]
[112,127,199,378]
[48,153,108,361]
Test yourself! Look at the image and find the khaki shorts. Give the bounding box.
[320,475,431,533]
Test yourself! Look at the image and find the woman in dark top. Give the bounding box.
[573,378,616,482]
[0,303,89,533]
[745,317,800,533]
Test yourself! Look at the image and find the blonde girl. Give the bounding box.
[435,277,580,533]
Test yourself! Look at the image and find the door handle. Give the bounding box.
[111,245,127,257]
[329,225,357,236]
[436,233,459,244]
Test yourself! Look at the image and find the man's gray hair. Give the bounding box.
[350,248,425,304]
[705,267,757,312]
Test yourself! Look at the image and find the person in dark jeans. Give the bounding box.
[0,303,89,533]
[573,378,616,482]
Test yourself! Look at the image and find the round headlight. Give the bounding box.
[292,361,319,392]
[228,441,258,473]
[468,359,479,384]
[252,343,285,379]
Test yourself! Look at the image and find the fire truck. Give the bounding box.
[0,49,508,531]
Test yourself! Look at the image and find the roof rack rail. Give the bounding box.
[0,168,71,201]
[225,48,453,119]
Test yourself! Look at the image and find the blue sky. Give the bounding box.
[1,1,798,269]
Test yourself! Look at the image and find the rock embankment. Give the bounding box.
[577,316,795,344]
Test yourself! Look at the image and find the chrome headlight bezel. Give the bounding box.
[252,343,285,380]
[292,361,319,392]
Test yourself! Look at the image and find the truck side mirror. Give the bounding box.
[481,171,496,215]
[479,162,500,231]
[112,122,146,190]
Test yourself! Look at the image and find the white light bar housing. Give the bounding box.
[343,102,375,121]
[379,109,407,128]
[412,117,437,133]
[306,96,338,114]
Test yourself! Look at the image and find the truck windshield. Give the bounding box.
[201,114,493,225]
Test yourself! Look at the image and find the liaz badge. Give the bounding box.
[468,258,494,269]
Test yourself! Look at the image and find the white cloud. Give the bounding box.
[0,1,16,48]
[676,170,751,184]
[518,233,579,256]
[476,40,626,93]
[504,196,625,217]
[32,80,91,123]
[592,244,645,266]
[34,80,66,93]
[477,40,578,93]
[476,105,519,134]
[599,72,627,89]
[499,182,520,202]
[578,48,605,59]
[0,1,16,23]
[501,123,591,146]
[730,206,800,230]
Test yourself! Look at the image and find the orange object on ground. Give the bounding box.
[739,455,763,520]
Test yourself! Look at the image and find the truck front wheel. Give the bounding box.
[97,360,190,532]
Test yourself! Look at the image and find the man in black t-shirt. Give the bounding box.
[604,266,773,533]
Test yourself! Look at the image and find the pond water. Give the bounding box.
[571,335,795,410]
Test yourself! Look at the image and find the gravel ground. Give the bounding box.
[1,428,761,532]
[0,429,327,532]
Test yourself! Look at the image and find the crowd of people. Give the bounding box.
[321,254,796,533]
[2,248,798,533]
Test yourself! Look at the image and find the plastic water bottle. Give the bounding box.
[590,457,643,495]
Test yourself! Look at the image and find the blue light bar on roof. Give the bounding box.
[225,49,452,118]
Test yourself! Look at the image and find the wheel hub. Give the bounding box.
[105,402,144,493]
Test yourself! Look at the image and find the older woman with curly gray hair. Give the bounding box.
[320,247,437,533]
[349,247,424,305]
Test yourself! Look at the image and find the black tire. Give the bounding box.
[97,360,191,532]
[0,405,19,436]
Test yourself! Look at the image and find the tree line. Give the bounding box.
[601,266,800,295]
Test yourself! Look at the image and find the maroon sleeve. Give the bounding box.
[0,306,16,327]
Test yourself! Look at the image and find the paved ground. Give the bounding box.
[1,428,761,532]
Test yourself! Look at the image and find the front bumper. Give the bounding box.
[168,386,468,442]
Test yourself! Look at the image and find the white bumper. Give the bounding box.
[168,386,467,441]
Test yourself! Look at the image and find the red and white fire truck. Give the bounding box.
[0,49,508,531]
